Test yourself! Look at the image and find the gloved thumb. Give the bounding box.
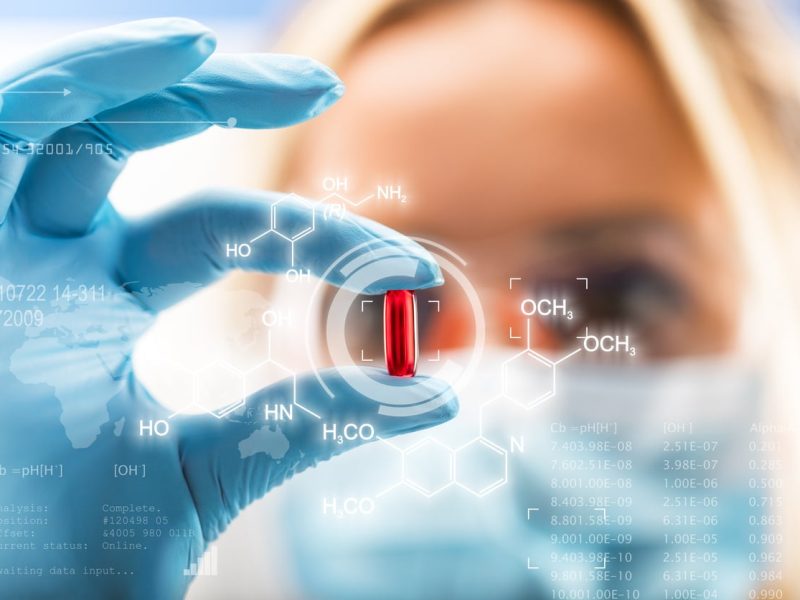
[174,367,458,542]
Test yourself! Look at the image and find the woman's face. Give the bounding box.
[285,0,741,359]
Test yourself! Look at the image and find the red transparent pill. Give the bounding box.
[384,290,418,377]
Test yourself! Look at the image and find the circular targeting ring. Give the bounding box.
[305,237,485,417]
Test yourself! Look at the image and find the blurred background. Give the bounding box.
[5,1,800,598]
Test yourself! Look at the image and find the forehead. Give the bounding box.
[291,0,713,238]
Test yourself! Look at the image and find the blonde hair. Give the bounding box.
[253,0,800,586]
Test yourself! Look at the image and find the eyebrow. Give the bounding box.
[538,214,687,246]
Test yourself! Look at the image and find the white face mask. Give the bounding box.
[281,345,769,600]
[506,353,762,479]
[424,344,761,455]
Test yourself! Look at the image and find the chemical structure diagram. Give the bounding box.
[136,179,637,517]
[222,176,407,275]
[326,276,639,515]
[136,177,408,436]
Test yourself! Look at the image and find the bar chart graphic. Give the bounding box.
[183,545,218,577]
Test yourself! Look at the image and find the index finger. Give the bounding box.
[116,190,444,312]
[0,18,216,221]
[0,18,215,141]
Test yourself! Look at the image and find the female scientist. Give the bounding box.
[238,0,800,597]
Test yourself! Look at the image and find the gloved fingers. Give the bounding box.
[174,367,459,542]
[0,17,216,224]
[116,189,444,312]
[17,53,344,236]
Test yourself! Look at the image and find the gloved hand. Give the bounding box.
[0,19,457,599]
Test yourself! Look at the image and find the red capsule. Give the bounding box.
[384,290,418,377]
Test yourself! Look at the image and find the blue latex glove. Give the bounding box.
[0,19,457,599]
